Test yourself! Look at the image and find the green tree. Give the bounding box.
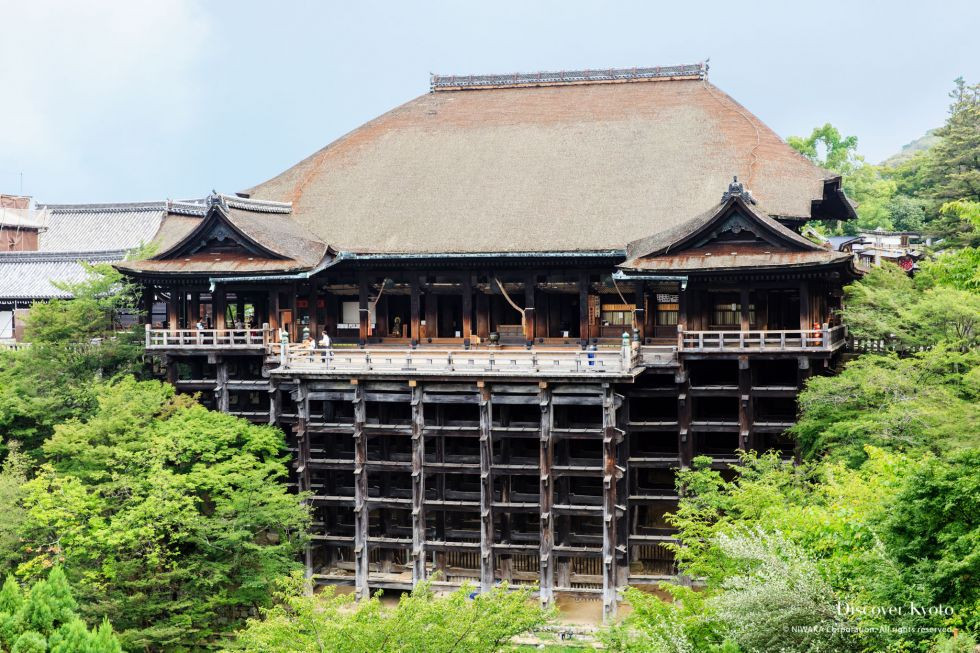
[0,441,30,570]
[926,78,980,204]
[230,575,553,653]
[793,348,980,465]
[14,378,310,650]
[0,261,147,459]
[788,124,860,174]
[0,567,122,652]
[883,450,980,635]
[915,247,980,292]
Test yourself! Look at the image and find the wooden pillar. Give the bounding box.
[601,385,620,621]
[678,366,692,467]
[476,291,490,340]
[167,287,180,332]
[309,282,320,340]
[461,274,473,346]
[164,355,178,385]
[323,291,336,337]
[740,288,751,332]
[633,283,646,341]
[294,382,313,579]
[538,384,554,606]
[738,356,753,452]
[799,282,810,331]
[352,382,369,599]
[358,274,370,346]
[524,274,535,346]
[579,272,590,347]
[478,385,494,592]
[410,383,426,583]
[268,289,279,332]
[141,286,154,323]
[411,276,421,346]
[214,287,227,331]
[375,294,388,338]
[216,358,230,412]
[424,284,438,340]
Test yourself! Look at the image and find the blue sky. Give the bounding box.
[1,0,978,204]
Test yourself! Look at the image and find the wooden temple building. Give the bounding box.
[116,63,860,618]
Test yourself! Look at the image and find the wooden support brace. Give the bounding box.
[411,384,426,583]
[478,386,494,592]
[601,385,619,621]
[353,383,369,599]
[538,385,554,606]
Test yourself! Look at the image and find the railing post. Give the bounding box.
[698,331,704,351]
[279,329,289,366]
[821,323,830,349]
[677,325,684,352]
[621,331,631,371]
[145,324,151,348]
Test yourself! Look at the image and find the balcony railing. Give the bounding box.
[276,345,638,377]
[678,325,846,353]
[145,325,271,349]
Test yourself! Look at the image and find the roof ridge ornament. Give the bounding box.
[206,190,227,210]
[722,176,756,204]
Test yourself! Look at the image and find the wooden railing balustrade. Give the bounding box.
[145,324,271,349]
[677,325,846,352]
[279,345,638,376]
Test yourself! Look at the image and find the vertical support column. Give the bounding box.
[141,286,154,324]
[738,356,753,452]
[633,282,646,341]
[268,288,279,333]
[601,385,621,621]
[476,283,490,340]
[478,385,494,592]
[358,273,370,346]
[293,382,313,579]
[164,355,178,385]
[677,366,692,467]
[524,273,535,347]
[352,381,369,599]
[216,357,229,413]
[579,272,590,347]
[461,274,473,346]
[425,285,438,340]
[410,382,426,584]
[309,281,320,341]
[740,288,751,332]
[167,287,180,332]
[799,282,811,332]
[538,383,554,606]
[411,276,421,346]
[214,287,227,331]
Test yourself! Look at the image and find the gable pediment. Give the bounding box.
[152,204,286,261]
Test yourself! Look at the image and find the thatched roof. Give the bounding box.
[245,66,843,254]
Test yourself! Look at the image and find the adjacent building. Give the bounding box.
[115,63,860,617]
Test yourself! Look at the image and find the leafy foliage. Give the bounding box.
[229,575,553,653]
[792,348,980,465]
[12,378,310,650]
[0,567,122,652]
[0,262,147,458]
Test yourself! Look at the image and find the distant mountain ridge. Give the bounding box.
[880,129,941,167]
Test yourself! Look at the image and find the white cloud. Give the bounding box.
[0,0,209,195]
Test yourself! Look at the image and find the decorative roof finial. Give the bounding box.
[206,190,226,209]
[722,176,755,204]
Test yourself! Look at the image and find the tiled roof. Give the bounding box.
[0,250,127,300]
[34,204,166,252]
